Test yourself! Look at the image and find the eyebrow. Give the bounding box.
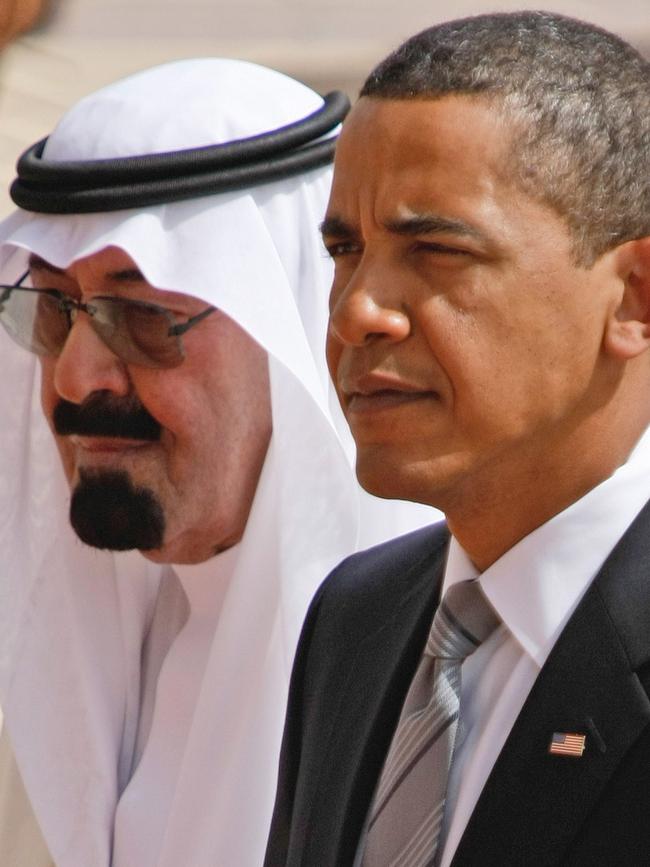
[28,254,65,275]
[320,212,487,243]
[28,253,146,283]
[384,212,487,242]
[106,269,146,282]
[320,215,357,240]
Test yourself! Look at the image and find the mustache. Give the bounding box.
[53,393,161,441]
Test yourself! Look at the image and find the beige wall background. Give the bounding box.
[0,0,648,214]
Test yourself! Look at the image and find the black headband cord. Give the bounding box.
[10,90,350,214]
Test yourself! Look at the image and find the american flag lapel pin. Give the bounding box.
[548,731,587,757]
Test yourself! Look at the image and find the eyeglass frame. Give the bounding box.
[0,269,217,368]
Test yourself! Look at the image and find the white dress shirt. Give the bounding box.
[438,425,650,866]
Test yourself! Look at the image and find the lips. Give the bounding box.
[346,390,438,414]
[340,373,439,415]
[69,435,154,453]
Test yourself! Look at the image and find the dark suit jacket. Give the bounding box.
[265,500,650,866]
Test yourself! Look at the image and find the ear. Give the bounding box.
[603,237,650,360]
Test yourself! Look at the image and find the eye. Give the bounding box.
[413,241,469,256]
[324,240,362,259]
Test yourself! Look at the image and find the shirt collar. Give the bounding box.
[444,426,650,668]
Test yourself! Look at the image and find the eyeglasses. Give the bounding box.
[0,271,216,368]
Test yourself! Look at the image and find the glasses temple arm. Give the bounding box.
[168,305,217,337]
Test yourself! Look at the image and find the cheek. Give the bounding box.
[39,360,76,482]
[325,336,342,385]
[130,355,267,460]
[416,291,549,427]
[39,357,58,419]
[416,295,483,386]
[126,368,192,435]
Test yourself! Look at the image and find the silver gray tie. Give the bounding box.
[361,579,500,867]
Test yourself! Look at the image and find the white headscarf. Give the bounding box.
[0,59,433,867]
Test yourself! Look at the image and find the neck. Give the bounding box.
[444,414,649,573]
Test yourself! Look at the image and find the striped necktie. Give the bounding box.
[361,579,500,867]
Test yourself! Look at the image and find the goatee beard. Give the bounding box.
[70,469,165,551]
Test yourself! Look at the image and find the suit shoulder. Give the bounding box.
[309,520,448,624]
[333,520,448,585]
[290,521,447,727]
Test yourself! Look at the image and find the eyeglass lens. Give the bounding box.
[0,288,184,368]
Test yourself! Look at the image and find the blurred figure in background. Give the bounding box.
[0,0,49,48]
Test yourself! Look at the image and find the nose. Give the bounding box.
[52,315,131,404]
[328,273,411,347]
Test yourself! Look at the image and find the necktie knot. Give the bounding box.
[426,579,499,661]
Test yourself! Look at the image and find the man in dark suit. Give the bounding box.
[265,11,650,867]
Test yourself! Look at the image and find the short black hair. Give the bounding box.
[361,12,650,264]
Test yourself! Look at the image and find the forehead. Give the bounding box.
[29,247,146,282]
[28,246,194,307]
[327,95,515,232]
[29,246,140,278]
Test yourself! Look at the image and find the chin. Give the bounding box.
[138,545,171,564]
[69,468,166,551]
[355,453,416,502]
[355,447,459,510]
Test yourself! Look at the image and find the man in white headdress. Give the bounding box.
[0,59,432,867]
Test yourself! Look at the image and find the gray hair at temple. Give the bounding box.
[360,11,650,266]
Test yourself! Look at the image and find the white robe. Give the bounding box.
[0,58,434,866]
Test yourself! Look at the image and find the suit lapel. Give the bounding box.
[452,500,650,866]
[302,533,448,867]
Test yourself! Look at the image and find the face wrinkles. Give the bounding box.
[384,209,490,244]
[38,246,272,564]
[325,95,625,522]
[321,209,492,266]
[30,252,143,297]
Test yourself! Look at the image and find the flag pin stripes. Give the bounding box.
[548,732,586,757]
